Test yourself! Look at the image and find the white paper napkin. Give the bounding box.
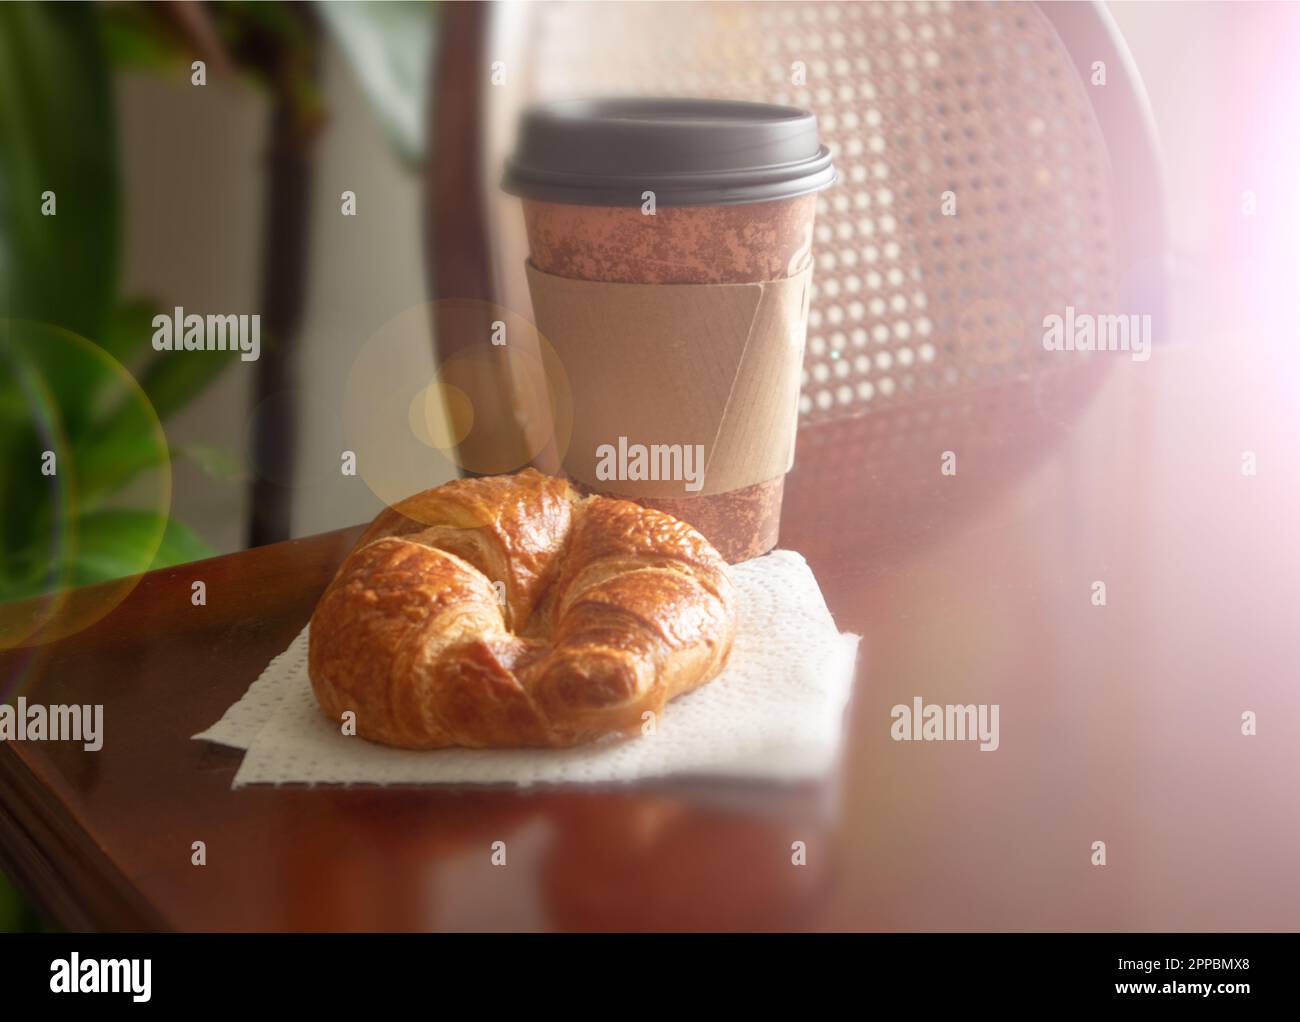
[193,549,859,788]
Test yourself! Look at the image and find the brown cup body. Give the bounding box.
[524,195,817,561]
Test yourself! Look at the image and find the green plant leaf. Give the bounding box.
[69,409,168,510]
[100,297,163,370]
[150,515,214,569]
[0,6,123,580]
[0,4,119,420]
[0,323,76,583]
[72,343,235,503]
[67,509,213,586]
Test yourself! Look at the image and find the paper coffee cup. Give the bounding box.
[503,98,835,561]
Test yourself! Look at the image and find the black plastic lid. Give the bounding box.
[502,98,836,208]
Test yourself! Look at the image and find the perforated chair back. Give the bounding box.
[429,0,1163,438]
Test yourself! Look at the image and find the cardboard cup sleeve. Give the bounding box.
[526,261,811,525]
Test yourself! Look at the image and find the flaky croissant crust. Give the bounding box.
[307,469,737,748]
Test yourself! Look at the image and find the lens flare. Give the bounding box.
[343,301,572,515]
[0,320,170,658]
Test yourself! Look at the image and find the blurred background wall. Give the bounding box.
[117,32,440,552]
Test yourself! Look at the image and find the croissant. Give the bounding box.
[308,469,737,748]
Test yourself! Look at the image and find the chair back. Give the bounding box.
[427,0,1162,452]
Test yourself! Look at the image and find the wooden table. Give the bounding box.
[3,340,1299,931]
